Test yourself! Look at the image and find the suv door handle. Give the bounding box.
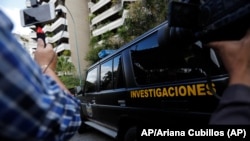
[91,99,96,104]
[118,100,126,106]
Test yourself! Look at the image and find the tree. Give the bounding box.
[56,56,75,75]
[59,75,81,90]
[86,31,121,64]
[86,0,169,64]
[119,0,169,43]
[85,46,104,64]
[56,56,80,89]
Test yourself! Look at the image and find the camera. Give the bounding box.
[158,0,250,47]
[20,0,56,44]
[20,2,55,27]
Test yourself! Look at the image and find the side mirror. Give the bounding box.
[75,86,83,95]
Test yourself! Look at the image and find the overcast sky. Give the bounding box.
[0,0,32,35]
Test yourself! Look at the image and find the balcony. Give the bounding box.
[43,17,67,33]
[92,4,122,25]
[88,1,95,8]
[56,4,67,13]
[47,31,69,43]
[90,0,111,13]
[92,10,128,36]
[54,43,70,53]
[91,0,136,30]
[29,31,37,39]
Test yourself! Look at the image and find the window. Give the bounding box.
[131,42,226,85]
[85,67,98,92]
[100,55,125,90]
[113,55,124,89]
[100,60,113,90]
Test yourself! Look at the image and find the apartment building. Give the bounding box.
[65,0,90,79]
[88,0,136,38]
[29,0,70,55]
[28,0,90,79]
[27,0,136,79]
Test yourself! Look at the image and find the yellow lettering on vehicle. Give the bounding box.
[178,86,186,96]
[162,88,168,97]
[206,83,216,95]
[130,83,216,98]
[168,87,174,96]
[156,88,161,97]
[197,83,206,96]
[187,85,196,96]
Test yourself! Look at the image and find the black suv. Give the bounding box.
[76,21,228,141]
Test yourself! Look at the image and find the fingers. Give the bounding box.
[37,38,45,49]
[208,28,250,49]
[37,38,54,51]
[45,43,53,50]
[206,41,228,54]
[207,41,230,49]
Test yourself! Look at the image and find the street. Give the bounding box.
[69,128,115,141]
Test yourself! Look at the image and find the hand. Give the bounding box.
[207,30,250,87]
[34,38,57,71]
[34,39,70,94]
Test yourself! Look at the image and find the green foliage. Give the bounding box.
[117,26,131,46]
[56,56,76,75]
[112,0,121,5]
[56,56,79,89]
[46,32,54,37]
[86,31,121,64]
[89,13,96,21]
[62,50,71,56]
[85,46,104,64]
[121,0,169,41]
[89,36,99,47]
[87,0,169,65]
[59,75,81,89]
[101,31,114,40]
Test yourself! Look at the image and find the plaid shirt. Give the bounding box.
[0,10,81,141]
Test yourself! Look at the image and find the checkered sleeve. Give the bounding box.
[0,10,81,141]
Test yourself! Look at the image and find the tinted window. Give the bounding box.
[113,55,124,89]
[100,60,113,90]
[131,42,226,85]
[100,55,125,90]
[85,67,98,92]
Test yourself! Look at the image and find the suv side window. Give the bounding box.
[100,60,113,90]
[85,67,98,92]
[131,43,226,85]
[113,55,124,89]
[100,55,125,90]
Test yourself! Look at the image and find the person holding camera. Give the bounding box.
[0,10,81,140]
[208,30,250,124]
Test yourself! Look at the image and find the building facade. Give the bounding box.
[88,0,136,38]
[27,0,136,80]
[28,0,90,80]
[65,0,90,80]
